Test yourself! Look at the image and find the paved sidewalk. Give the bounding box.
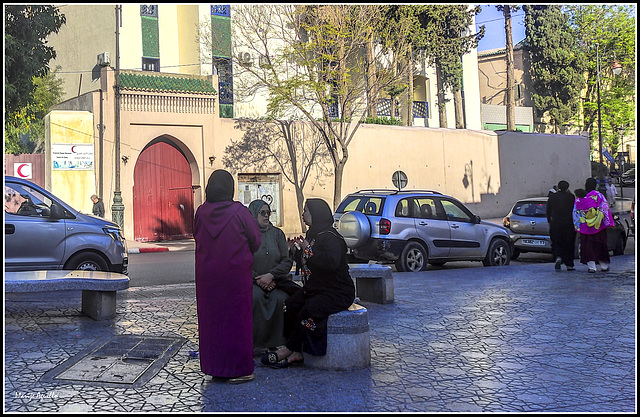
[5,254,636,412]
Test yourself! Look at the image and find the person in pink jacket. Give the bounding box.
[194,169,261,384]
[573,177,615,273]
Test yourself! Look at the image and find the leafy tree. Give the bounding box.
[567,5,635,164]
[497,5,521,131]
[523,5,587,134]
[417,5,484,128]
[4,5,66,115]
[5,68,64,154]
[224,5,411,209]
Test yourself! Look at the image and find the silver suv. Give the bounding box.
[4,176,128,273]
[334,189,512,272]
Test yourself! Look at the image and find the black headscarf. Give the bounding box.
[557,180,570,192]
[585,177,597,193]
[205,169,234,203]
[305,198,335,241]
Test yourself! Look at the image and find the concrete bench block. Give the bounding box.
[303,304,370,370]
[5,270,129,321]
[349,264,394,304]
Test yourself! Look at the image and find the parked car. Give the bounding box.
[4,176,128,273]
[333,189,512,272]
[620,167,635,186]
[503,196,627,260]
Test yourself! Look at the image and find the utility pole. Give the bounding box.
[503,5,516,131]
[111,5,124,229]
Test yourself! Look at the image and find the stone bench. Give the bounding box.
[302,303,370,370]
[5,270,130,321]
[349,264,394,304]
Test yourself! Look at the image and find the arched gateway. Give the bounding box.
[133,139,194,242]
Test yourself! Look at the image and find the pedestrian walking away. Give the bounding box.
[90,194,105,217]
[573,178,615,273]
[547,180,576,270]
[193,169,262,384]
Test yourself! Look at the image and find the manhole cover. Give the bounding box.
[41,334,186,388]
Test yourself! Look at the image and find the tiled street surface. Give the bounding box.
[4,254,636,412]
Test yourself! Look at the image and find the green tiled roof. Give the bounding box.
[119,72,217,95]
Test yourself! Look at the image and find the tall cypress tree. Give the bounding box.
[524,5,586,134]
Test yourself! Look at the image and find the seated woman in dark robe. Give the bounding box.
[261,198,355,368]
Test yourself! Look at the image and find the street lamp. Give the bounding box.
[595,45,622,183]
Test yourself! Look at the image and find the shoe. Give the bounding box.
[588,268,596,273]
[600,262,609,272]
[567,266,575,271]
[555,257,562,270]
[227,374,255,384]
[261,351,280,366]
[270,356,304,369]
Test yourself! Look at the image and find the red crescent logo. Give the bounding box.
[17,163,28,178]
[71,145,76,153]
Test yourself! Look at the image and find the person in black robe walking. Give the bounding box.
[546,180,576,270]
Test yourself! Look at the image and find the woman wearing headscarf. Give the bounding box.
[573,177,615,273]
[248,199,299,355]
[546,180,576,270]
[261,198,355,368]
[194,170,261,384]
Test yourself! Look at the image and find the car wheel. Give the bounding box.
[65,252,109,271]
[613,233,626,256]
[395,242,427,272]
[511,248,521,260]
[482,239,511,266]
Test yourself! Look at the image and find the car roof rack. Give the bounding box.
[352,189,442,195]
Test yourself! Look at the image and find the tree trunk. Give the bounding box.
[436,62,448,128]
[366,32,377,118]
[332,159,346,211]
[406,44,414,127]
[504,6,516,131]
[294,184,306,233]
[454,89,464,129]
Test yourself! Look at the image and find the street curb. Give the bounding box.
[128,247,170,254]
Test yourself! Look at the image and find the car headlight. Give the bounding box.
[103,226,125,244]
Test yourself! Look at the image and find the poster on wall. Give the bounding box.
[52,143,94,170]
[238,174,281,226]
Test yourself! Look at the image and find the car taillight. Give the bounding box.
[379,218,391,235]
[503,217,510,228]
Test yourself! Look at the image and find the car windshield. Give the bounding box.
[336,195,385,215]
[512,201,547,217]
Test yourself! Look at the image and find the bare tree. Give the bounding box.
[221,4,410,209]
[222,119,330,232]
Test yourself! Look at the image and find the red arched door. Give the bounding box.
[133,140,194,242]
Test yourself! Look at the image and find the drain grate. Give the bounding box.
[41,334,186,388]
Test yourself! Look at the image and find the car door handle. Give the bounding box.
[450,224,459,229]
[6,224,15,234]
[418,221,428,226]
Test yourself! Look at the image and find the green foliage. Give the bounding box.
[566,5,635,158]
[4,5,66,115]
[362,116,402,125]
[4,69,64,154]
[524,5,587,133]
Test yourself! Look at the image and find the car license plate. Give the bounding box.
[521,239,546,246]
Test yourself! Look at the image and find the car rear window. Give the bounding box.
[512,201,547,217]
[336,196,385,216]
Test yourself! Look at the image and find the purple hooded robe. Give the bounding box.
[194,196,261,377]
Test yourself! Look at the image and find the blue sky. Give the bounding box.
[475,4,526,52]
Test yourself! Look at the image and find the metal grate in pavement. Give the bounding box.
[40,334,186,388]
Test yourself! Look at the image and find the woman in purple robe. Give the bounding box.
[194,169,261,384]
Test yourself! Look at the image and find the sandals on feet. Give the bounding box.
[271,356,304,369]
[260,351,280,366]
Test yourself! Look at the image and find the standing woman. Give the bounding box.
[194,170,261,384]
[573,177,615,273]
[248,199,298,354]
[262,198,355,368]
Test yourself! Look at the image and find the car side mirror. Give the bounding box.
[50,202,65,219]
[475,215,482,224]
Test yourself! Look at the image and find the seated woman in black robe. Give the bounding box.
[261,198,355,368]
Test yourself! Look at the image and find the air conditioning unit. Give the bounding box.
[97,52,111,66]
[237,51,252,66]
[258,54,271,68]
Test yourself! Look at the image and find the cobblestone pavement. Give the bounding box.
[5,254,636,412]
